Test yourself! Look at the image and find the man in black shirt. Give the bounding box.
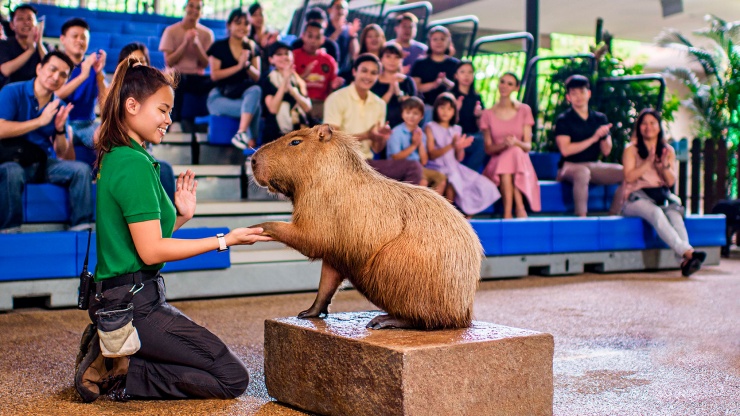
[554,75,623,216]
[0,4,49,88]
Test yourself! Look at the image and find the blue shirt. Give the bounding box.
[0,79,66,158]
[67,65,99,122]
[387,123,426,163]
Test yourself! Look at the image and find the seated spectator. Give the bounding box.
[248,2,278,81]
[0,51,93,233]
[262,42,311,144]
[291,7,339,63]
[388,97,446,195]
[117,43,176,202]
[0,11,10,39]
[480,72,541,218]
[371,43,417,128]
[159,0,214,128]
[555,75,623,216]
[451,60,485,171]
[425,92,500,216]
[324,53,422,185]
[326,0,360,75]
[0,4,50,87]
[411,26,459,124]
[293,21,343,121]
[622,108,705,276]
[388,12,428,74]
[207,8,262,149]
[359,24,385,57]
[55,18,107,149]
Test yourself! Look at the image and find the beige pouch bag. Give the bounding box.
[96,303,141,358]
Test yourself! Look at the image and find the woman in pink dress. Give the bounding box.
[480,72,541,218]
[425,93,500,216]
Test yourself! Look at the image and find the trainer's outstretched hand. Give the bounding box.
[227,227,273,245]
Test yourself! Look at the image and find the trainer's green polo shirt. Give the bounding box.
[94,139,176,280]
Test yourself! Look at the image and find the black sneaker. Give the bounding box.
[106,375,131,402]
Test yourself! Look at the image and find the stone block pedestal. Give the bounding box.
[264,311,553,416]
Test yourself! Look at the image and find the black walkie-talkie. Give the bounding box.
[77,229,94,310]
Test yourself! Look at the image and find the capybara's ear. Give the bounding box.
[317,124,333,142]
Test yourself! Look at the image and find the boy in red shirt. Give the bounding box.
[293,21,344,120]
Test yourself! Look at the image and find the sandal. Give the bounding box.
[681,251,706,277]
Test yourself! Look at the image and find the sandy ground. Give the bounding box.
[0,254,738,416]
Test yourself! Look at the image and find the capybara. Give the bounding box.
[251,124,482,329]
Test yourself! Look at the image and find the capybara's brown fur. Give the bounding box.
[251,125,482,329]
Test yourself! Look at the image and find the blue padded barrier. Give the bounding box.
[469,220,502,256]
[604,184,620,211]
[208,115,240,145]
[24,184,70,223]
[598,216,646,251]
[686,215,727,247]
[551,217,600,253]
[539,181,567,213]
[529,152,561,180]
[500,218,553,255]
[560,182,607,213]
[0,232,77,281]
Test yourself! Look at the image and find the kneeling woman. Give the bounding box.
[75,59,271,402]
[622,109,705,276]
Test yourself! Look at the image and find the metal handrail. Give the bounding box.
[427,14,479,57]
[471,31,535,60]
[520,53,596,104]
[595,74,667,111]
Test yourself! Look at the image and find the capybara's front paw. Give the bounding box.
[250,221,279,237]
[297,306,329,319]
[366,314,415,330]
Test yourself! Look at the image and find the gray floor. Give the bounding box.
[0,253,738,415]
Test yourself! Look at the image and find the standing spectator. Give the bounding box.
[480,72,541,218]
[411,26,459,124]
[387,97,446,195]
[0,4,49,87]
[359,24,385,57]
[622,108,705,276]
[324,53,423,185]
[371,43,417,128]
[248,2,278,81]
[388,12,428,74]
[325,0,360,75]
[290,7,339,63]
[425,92,499,217]
[56,18,108,149]
[554,75,623,216]
[261,42,311,144]
[293,21,343,121]
[0,51,93,233]
[159,0,214,126]
[451,60,485,171]
[206,8,262,149]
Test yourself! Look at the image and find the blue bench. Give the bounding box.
[208,115,240,145]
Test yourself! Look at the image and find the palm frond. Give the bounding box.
[664,66,703,90]
[686,47,721,78]
[655,29,694,48]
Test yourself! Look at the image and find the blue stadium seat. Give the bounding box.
[551,217,600,253]
[105,48,122,73]
[529,152,561,180]
[469,219,502,256]
[604,184,621,211]
[43,19,65,37]
[200,19,224,30]
[148,51,165,69]
[123,21,161,36]
[0,232,77,281]
[74,145,96,168]
[24,184,70,223]
[88,19,124,34]
[686,215,727,247]
[87,33,112,52]
[212,29,228,40]
[181,92,209,119]
[501,218,553,255]
[598,216,646,251]
[148,36,161,52]
[33,4,61,18]
[111,35,152,49]
[539,181,567,213]
[208,115,240,145]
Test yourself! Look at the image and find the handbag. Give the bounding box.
[218,81,250,99]
[0,137,48,182]
[96,302,141,358]
[641,186,671,206]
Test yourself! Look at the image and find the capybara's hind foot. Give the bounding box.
[366,314,415,330]
[297,306,329,319]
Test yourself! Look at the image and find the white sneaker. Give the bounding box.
[69,223,94,232]
[231,131,251,149]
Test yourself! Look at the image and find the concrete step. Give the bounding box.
[194,201,293,216]
[231,248,307,264]
[173,164,242,177]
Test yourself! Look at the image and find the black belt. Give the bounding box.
[98,269,160,292]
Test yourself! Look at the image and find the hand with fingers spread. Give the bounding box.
[348,18,362,38]
[453,133,474,150]
[474,101,483,117]
[81,53,97,78]
[175,169,198,220]
[38,99,61,126]
[92,50,107,74]
[331,76,345,90]
[54,103,74,133]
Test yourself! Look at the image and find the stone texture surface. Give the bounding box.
[264,311,554,416]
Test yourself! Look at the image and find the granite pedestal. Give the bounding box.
[264,311,554,416]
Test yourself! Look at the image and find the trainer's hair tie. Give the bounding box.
[131,59,145,68]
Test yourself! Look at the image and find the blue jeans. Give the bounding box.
[70,119,99,148]
[0,158,94,230]
[207,85,262,141]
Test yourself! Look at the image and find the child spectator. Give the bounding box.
[480,72,541,218]
[55,18,107,149]
[0,4,50,87]
[554,75,623,216]
[291,7,339,63]
[159,0,214,125]
[371,43,417,128]
[293,21,343,121]
[411,26,459,124]
[451,60,485,171]
[425,92,499,216]
[388,12,428,74]
[207,8,262,149]
[261,42,311,144]
[388,97,446,195]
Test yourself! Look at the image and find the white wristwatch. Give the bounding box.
[216,233,228,252]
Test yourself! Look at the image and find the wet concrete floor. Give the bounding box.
[1,254,738,415]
